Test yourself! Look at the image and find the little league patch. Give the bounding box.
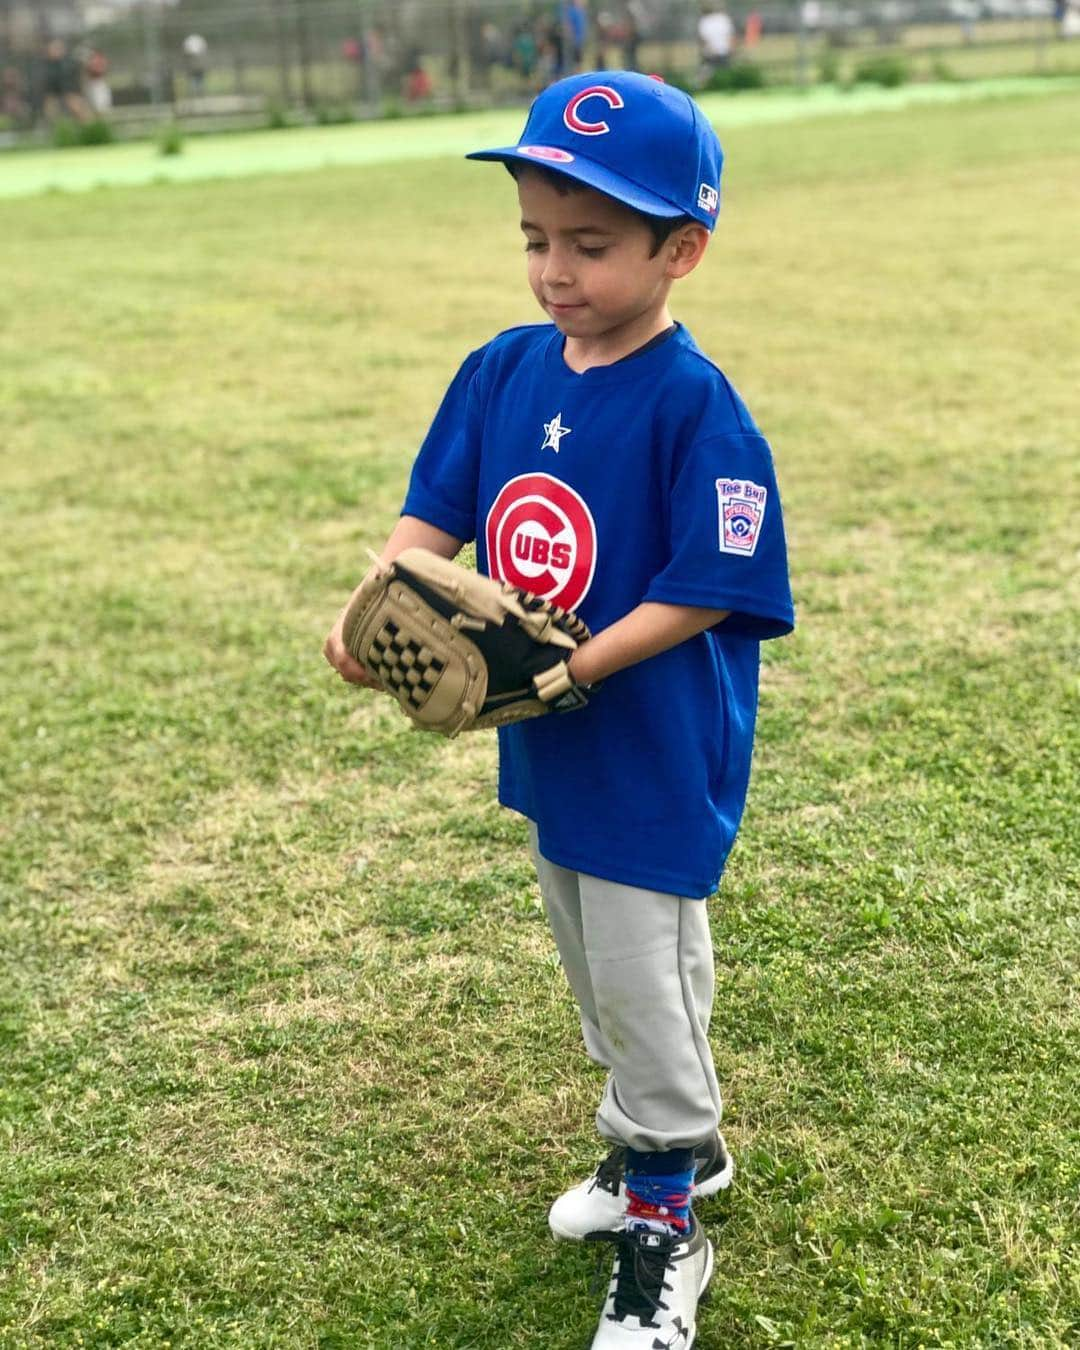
[716,478,767,557]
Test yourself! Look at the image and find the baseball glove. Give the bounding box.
[341,547,596,737]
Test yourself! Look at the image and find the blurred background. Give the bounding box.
[2,0,1078,145]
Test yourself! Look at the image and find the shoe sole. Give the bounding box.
[686,1238,715,1350]
[693,1151,735,1200]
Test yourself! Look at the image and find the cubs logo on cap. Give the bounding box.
[467,69,724,231]
[563,84,624,135]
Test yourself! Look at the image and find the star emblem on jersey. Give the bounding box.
[541,412,572,453]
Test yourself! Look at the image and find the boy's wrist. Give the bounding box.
[568,643,599,688]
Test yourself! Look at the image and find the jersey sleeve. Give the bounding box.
[644,431,794,639]
[400,345,488,543]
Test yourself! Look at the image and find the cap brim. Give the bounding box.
[467,146,687,220]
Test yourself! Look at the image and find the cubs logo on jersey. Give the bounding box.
[563,85,625,136]
[485,472,597,612]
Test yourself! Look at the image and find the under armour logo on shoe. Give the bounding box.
[653,1315,690,1348]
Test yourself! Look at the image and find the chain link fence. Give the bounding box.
[1,1,1073,137]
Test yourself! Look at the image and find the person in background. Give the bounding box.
[1,63,31,128]
[511,20,540,85]
[182,33,208,96]
[699,2,736,73]
[561,0,590,70]
[623,2,645,69]
[361,26,387,103]
[537,14,567,85]
[404,49,432,102]
[41,38,89,123]
[83,48,111,115]
[600,3,644,70]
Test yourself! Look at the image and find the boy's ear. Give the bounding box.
[665,224,711,280]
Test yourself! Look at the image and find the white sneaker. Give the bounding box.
[548,1132,733,1242]
[586,1213,714,1348]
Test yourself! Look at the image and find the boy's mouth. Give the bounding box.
[547,301,586,315]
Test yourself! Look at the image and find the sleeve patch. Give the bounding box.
[716,478,767,557]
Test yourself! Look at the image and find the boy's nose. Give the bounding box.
[541,249,574,288]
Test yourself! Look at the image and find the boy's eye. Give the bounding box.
[524,240,546,252]
[578,245,608,259]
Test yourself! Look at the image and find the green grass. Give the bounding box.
[5,76,1080,201]
[1,89,1078,1348]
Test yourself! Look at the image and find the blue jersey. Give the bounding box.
[403,323,794,897]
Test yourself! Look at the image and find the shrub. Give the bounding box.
[52,119,81,148]
[79,118,114,145]
[818,51,842,85]
[853,55,909,88]
[705,62,767,93]
[930,57,959,83]
[314,103,354,125]
[266,101,290,130]
[157,123,184,156]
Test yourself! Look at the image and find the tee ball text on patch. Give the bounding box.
[716,478,767,557]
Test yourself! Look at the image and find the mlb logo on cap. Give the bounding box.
[467,70,724,231]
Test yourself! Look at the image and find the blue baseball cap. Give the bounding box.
[467,70,724,230]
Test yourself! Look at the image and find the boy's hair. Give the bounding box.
[507,162,695,258]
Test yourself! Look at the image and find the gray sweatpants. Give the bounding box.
[530,826,722,1153]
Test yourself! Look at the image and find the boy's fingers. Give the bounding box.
[323,633,384,689]
[323,634,362,681]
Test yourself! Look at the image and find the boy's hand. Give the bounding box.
[324,596,384,689]
[324,516,466,689]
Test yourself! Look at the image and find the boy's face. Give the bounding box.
[516,169,693,348]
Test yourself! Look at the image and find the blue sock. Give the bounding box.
[624,1146,695,1235]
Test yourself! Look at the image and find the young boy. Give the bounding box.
[324,70,793,1348]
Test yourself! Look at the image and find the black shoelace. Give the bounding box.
[588,1144,627,1197]
[585,1227,676,1327]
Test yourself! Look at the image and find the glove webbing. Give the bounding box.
[368,618,447,714]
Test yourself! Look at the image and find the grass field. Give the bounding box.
[1,87,1078,1349]
[5,77,1079,201]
